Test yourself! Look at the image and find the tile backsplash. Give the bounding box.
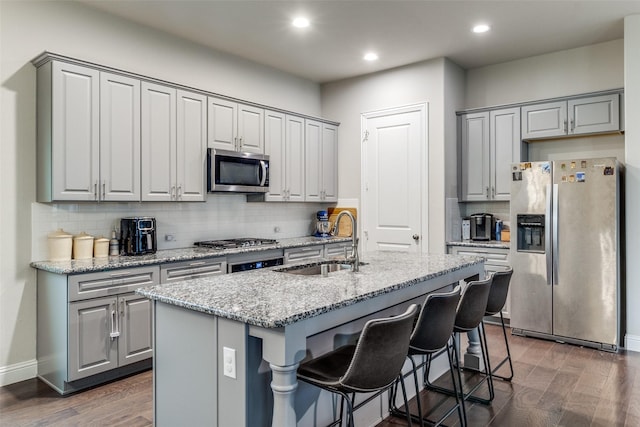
[32,194,326,261]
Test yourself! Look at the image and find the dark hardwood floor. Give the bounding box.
[2,324,640,426]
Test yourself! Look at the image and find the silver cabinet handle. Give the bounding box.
[564,120,568,133]
[102,181,106,199]
[94,182,98,200]
[486,186,490,198]
[177,185,182,200]
[570,119,575,133]
[110,303,120,339]
[491,186,495,198]
[171,185,176,200]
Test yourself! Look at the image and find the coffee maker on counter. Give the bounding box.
[469,213,494,241]
[120,217,157,255]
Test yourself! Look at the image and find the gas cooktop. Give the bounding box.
[194,238,278,250]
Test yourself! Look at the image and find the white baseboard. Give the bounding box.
[0,359,37,387]
[625,334,640,352]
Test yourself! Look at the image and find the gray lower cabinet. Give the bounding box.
[37,265,158,394]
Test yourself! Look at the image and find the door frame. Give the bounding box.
[360,102,429,253]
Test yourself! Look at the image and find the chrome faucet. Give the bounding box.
[333,210,359,272]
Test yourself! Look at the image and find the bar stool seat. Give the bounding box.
[425,275,495,406]
[389,286,465,427]
[485,268,514,381]
[297,304,418,427]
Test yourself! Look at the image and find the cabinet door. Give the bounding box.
[237,104,264,154]
[304,119,322,201]
[118,293,153,366]
[68,297,118,381]
[176,90,206,202]
[521,101,567,140]
[208,97,236,151]
[264,110,287,201]
[100,72,141,201]
[286,115,306,201]
[321,123,339,202]
[569,94,620,135]
[490,108,520,201]
[460,112,490,201]
[51,62,100,201]
[141,82,177,201]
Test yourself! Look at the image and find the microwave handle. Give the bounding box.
[259,160,267,186]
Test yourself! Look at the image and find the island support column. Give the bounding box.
[250,323,307,427]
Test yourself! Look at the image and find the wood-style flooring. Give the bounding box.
[2,324,640,426]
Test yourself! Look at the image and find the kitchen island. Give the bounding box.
[136,251,484,427]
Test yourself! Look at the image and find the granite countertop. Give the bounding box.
[30,236,352,274]
[136,251,484,328]
[447,240,510,250]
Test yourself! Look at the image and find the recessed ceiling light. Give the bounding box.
[472,24,491,33]
[292,17,310,28]
[363,52,379,61]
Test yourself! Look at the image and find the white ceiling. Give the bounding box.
[78,0,640,83]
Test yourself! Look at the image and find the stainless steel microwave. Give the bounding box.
[207,148,269,193]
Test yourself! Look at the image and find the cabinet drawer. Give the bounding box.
[325,242,351,258]
[161,258,226,283]
[284,246,324,263]
[449,246,510,271]
[68,266,160,302]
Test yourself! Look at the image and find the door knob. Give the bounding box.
[412,234,420,241]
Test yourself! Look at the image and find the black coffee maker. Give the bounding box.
[470,213,494,241]
[120,217,157,255]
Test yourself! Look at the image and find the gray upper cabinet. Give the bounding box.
[37,61,141,202]
[305,119,338,202]
[207,97,264,154]
[264,112,306,202]
[141,83,206,202]
[460,107,521,202]
[521,93,620,140]
[100,72,141,201]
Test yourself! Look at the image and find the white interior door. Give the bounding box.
[361,104,427,253]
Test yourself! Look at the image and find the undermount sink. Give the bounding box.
[276,261,368,276]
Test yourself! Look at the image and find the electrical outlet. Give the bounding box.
[223,347,236,379]
[165,234,175,242]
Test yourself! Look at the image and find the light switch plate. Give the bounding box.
[223,346,236,379]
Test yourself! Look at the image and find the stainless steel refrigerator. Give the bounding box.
[509,158,622,351]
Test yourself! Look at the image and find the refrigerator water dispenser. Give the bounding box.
[516,214,545,253]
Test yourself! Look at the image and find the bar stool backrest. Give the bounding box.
[485,268,513,315]
[340,304,418,392]
[409,287,462,353]
[454,276,493,332]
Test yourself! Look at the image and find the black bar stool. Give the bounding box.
[425,275,495,405]
[297,304,418,427]
[389,286,466,427]
[485,268,514,381]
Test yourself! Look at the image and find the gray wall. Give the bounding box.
[624,16,640,351]
[321,57,465,254]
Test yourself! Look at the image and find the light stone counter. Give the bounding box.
[30,236,351,275]
[139,251,484,427]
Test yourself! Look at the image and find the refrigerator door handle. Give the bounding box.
[546,184,553,285]
[552,183,559,285]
